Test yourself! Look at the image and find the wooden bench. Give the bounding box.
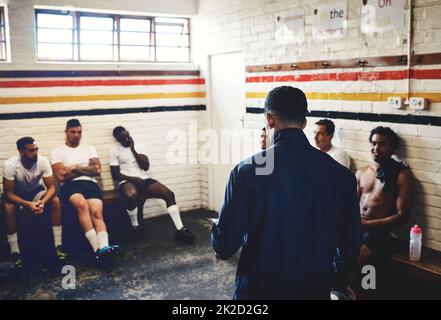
[102,189,120,205]
[391,246,441,286]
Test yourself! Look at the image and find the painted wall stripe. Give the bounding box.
[0,105,207,120]
[0,70,200,78]
[0,92,206,105]
[246,69,441,83]
[0,78,206,88]
[246,92,441,102]
[246,107,441,126]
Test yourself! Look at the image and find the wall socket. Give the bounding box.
[409,97,428,110]
[387,96,403,109]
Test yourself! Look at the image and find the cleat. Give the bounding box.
[95,245,120,260]
[11,253,23,269]
[55,246,68,261]
[174,227,196,244]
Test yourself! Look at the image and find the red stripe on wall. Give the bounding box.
[247,70,421,82]
[0,78,206,88]
[410,69,441,79]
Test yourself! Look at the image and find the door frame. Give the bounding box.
[206,50,245,211]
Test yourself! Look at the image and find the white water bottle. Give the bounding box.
[409,225,422,261]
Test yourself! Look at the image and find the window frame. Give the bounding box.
[35,8,190,63]
[0,6,7,61]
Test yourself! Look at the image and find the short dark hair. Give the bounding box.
[315,119,335,135]
[16,137,35,151]
[264,86,308,124]
[66,119,81,130]
[113,126,126,140]
[369,126,399,151]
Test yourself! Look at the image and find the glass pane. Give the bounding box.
[80,44,113,60]
[0,43,5,60]
[120,18,150,32]
[80,16,113,30]
[38,43,73,60]
[37,13,73,29]
[80,30,113,44]
[37,28,73,43]
[156,24,187,34]
[156,47,189,62]
[120,45,151,61]
[120,31,150,45]
[156,33,189,47]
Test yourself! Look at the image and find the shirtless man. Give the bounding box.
[356,126,414,266]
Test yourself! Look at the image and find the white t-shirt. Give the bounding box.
[51,143,99,184]
[327,145,350,169]
[109,143,149,184]
[3,155,52,194]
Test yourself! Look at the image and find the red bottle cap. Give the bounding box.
[411,225,422,234]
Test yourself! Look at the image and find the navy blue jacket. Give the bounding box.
[211,128,362,299]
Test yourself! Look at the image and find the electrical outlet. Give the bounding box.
[409,97,428,110]
[387,96,403,109]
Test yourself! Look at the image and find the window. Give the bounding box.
[0,7,7,61]
[35,9,190,63]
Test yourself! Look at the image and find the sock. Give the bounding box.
[127,208,139,227]
[96,231,109,250]
[167,204,184,230]
[7,233,20,254]
[85,229,99,252]
[53,226,62,247]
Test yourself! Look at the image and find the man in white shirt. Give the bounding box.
[314,119,350,169]
[109,126,195,244]
[2,137,66,268]
[51,119,119,260]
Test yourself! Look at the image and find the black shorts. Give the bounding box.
[61,180,103,202]
[119,178,158,192]
[363,228,393,256]
[15,185,46,202]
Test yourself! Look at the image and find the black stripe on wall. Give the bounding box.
[246,108,441,126]
[0,70,200,78]
[0,105,206,120]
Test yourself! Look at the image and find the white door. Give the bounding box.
[208,51,245,212]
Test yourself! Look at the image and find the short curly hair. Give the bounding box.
[369,126,399,151]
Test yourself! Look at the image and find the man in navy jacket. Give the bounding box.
[211,86,362,299]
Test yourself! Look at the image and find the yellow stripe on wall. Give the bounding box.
[0,92,206,105]
[246,92,441,102]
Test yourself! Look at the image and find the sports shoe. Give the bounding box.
[11,253,23,268]
[95,245,120,261]
[174,227,195,244]
[55,245,68,260]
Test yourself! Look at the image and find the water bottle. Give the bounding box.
[409,225,422,261]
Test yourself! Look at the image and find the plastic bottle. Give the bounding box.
[409,225,422,261]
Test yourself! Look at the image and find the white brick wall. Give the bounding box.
[246,113,441,251]
[0,111,209,219]
[196,0,441,252]
[0,0,209,220]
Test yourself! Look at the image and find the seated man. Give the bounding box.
[109,126,195,244]
[314,119,350,169]
[356,126,414,266]
[2,137,66,268]
[51,119,119,260]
